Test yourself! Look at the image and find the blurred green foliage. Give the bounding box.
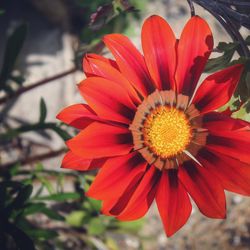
[0,97,72,143]
[0,162,144,249]
[205,36,250,116]
[0,23,27,93]
[74,0,146,67]
[0,1,146,249]
[76,0,142,43]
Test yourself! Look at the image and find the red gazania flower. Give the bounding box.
[57,15,250,236]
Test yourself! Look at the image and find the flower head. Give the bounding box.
[57,15,249,236]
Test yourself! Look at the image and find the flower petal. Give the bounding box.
[179,161,226,218]
[206,129,250,163]
[67,122,133,158]
[197,111,250,132]
[197,148,250,195]
[86,152,147,200]
[101,173,143,216]
[141,15,176,90]
[192,64,244,114]
[156,170,192,237]
[83,55,141,105]
[56,104,102,129]
[103,34,154,96]
[78,77,136,124]
[176,16,213,96]
[62,151,105,171]
[116,166,160,221]
[83,53,118,77]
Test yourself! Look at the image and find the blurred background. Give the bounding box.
[0,0,250,249]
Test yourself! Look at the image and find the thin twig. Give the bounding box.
[0,122,57,141]
[0,67,77,105]
[187,0,196,16]
[0,148,66,170]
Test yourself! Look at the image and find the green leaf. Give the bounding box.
[82,197,101,213]
[205,50,235,73]
[9,164,20,176]
[34,192,81,201]
[0,23,28,90]
[26,228,58,240]
[116,218,144,233]
[16,217,58,240]
[105,237,120,250]
[245,100,250,113]
[217,41,238,51]
[56,173,65,192]
[34,185,44,198]
[51,125,72,141]
[234,59,250,103]
[66,210,88,227]
[232,106,249,121]
[0,9,5,16]
[8,184,33,211]
[36,175,54,194]
[205,41,239,73]
[88,197,102,212]
[35,162,44,172]
[39,98,47,123]
[23,203,64,221]
[22,202,46,215]
[5,223,35,250]
[88,217,106,235]
[40,207,65,221]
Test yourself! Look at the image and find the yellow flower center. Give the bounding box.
[142,106,192,158]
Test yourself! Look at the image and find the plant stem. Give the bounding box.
[0,122,56,141]
[0,148,66,170]
[187,0,196,16]
[0,67,77,105]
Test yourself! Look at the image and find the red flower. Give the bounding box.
[57,15,249,236]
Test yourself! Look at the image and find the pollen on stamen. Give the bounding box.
[142,106,192,158]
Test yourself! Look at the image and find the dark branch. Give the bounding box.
[0,67,77,105]
[187,0,196,17]
[0,148,66,170]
